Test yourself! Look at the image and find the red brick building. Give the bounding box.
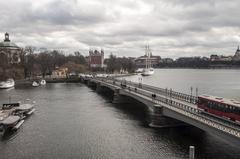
[89,49,104,68]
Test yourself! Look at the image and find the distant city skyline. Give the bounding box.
[1,0,240,58]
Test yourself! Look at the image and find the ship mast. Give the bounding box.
[145,45,148,69]
[148,44,151,68]
[145,44,151,69]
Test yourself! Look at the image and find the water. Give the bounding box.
[0,69,239,159]
[125,69,240,100]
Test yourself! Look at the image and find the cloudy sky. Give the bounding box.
[0,0,240,58]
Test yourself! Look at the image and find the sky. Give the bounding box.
[0,0,240,58]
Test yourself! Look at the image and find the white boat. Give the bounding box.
[135,68,143,73]
[0,100,36,136]
[0,79,15,89]
[40,79,46,85]
[141,44,154,76]
[32,81,39,87]
[141,68,154,76]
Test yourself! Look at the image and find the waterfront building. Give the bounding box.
[88,49,104,68]
[233,45,240,61]
[0,33,21,64]
[210,55,232,62]
[52,67,68,78]
[134,52,161,68]
[160,58,174,64]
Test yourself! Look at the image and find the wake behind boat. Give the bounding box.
[0,79,15,89]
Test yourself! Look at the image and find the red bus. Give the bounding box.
[198,95,240,122]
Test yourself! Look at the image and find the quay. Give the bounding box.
[80,76,240,146]
[14,74,135,86]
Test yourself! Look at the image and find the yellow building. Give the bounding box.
[52,67,68,78]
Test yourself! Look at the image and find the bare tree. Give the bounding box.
[19,46,36,78]
[37,52,53,78]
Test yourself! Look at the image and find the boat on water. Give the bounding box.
[0,79,15,89]
[40,79,46,85]
[0,115,21,135]
[141,45,154,76]
[0,101,35,136]
[135,68,143,73]
[32,81,40,87]
[32,79,46,87]
[141,68,154,76]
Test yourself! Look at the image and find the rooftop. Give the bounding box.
[199,94,240,108]
[0,33,20,49]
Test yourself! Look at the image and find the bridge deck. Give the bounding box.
[85,77,240,141]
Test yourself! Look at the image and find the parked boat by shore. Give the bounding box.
[32,79,46,87]
[40,79,46,85]
[0,79,15,89]
[135,68,143,73]
[0,101,35,136]
[32,81,40,87]
[0,115,21,136]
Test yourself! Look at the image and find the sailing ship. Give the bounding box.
[141,45,154,76]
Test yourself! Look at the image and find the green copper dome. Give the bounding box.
[0,33,20,49]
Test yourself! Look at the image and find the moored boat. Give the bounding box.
[0,101,36,136]
[141,68,154,76]
[32,81,40,87]
[40,79,46,85]
[14,103,35,118]
[141,44,154,76]
[135,68,143,73]
[0,112,21,136]
[0,79,15,89]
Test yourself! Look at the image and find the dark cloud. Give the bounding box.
[0,0,239,58]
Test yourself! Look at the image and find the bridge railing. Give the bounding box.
[103,77,198,104]
[120,84,240,137]
[90,77,240,137]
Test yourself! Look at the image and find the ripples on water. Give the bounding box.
[0,69,239,159]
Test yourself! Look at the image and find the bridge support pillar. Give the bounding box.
[112,89,134,104]
[112,89,125,104]
[87,80,92,86]
[149,104,186,128]
[96,83,102,93]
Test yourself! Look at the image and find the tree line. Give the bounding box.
[0,48,136,81]
[0,47,87,80]
[105,54,136,73]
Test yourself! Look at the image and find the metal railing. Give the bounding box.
[87,77,240,138]
[103,78,198,104]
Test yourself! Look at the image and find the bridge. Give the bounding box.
[80,76,240,145]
